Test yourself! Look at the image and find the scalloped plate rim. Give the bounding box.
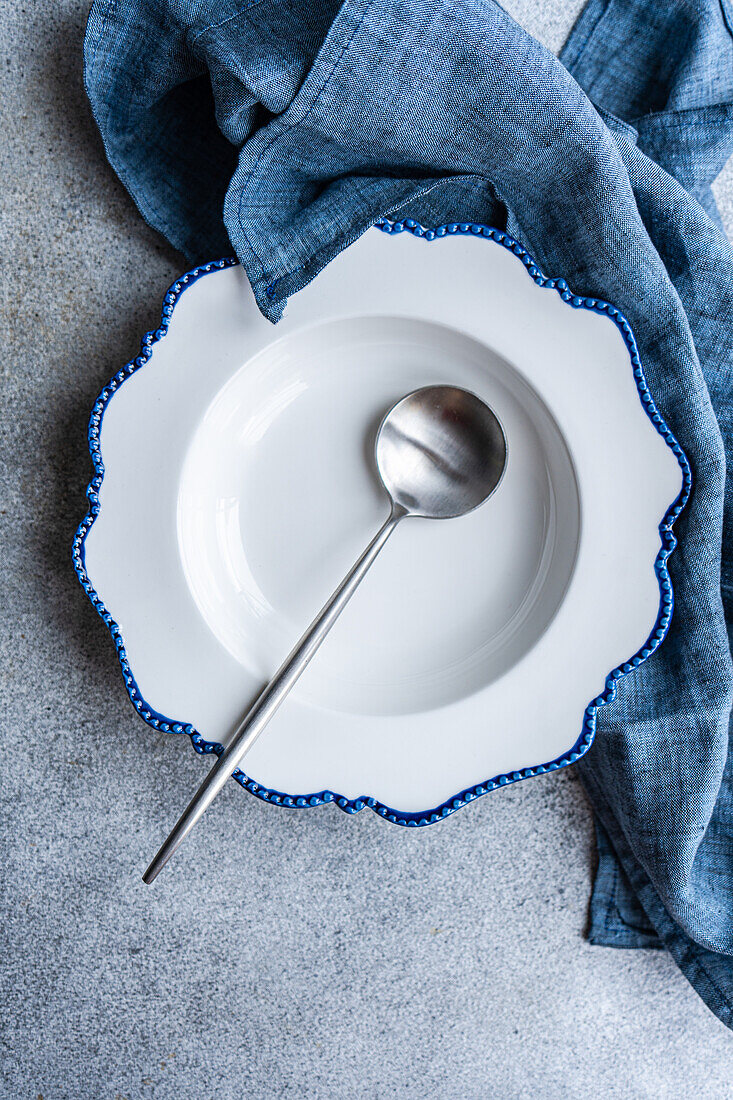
[72,219,691,827]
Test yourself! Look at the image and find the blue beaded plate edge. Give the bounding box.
[72,219,690,827]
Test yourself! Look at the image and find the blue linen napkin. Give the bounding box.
[84,0,733,1027]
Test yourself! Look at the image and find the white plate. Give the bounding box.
[74,222,687,825]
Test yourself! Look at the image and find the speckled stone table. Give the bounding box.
[2,3,732,1097]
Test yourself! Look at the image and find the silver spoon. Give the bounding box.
[143,385,507,883]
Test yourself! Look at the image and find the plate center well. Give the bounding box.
[177,315,580,716]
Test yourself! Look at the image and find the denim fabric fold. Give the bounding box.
[84,0,733,1027]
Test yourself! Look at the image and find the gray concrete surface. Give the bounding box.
[2,2,732,1097]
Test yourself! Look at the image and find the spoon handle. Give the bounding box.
[143,507,405,883]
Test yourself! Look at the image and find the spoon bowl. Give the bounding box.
[376,385,507,518]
